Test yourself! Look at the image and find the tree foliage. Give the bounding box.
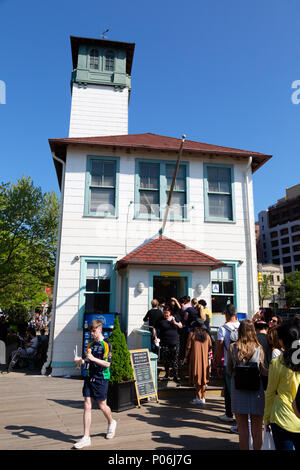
[109,316,134,385]
[285,271,300,307]
[259,274,272,305]
[0,176,59,315]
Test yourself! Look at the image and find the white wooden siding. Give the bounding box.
[51,146,258,376]
[69,84,129,137]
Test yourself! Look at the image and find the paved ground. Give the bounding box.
[0,367,239,451]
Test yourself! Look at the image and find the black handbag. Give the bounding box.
[234,360,261,391]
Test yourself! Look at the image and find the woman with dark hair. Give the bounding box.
[227,319,265,450]
[269,315,283,329]
[268,326,283,361]
[153,305,182,383]
[184,318,212,404]
[264,317,300,450]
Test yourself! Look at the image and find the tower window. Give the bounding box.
[90,49,99,70]
[105,50,115,71]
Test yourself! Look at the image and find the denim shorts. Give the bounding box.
[82,377,109,401]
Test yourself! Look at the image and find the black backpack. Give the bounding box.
[233,346,261,391]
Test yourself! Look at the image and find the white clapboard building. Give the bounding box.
[47,35,272,376]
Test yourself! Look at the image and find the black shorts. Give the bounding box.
[82,377,109,401]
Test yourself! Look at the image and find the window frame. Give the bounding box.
[134,158,190,221]
[203,163,235,223]
[78,256,117,329]
[84,155,120,218]
[105,49,115,72]
[89,48,100,70]
[210,261,239,312]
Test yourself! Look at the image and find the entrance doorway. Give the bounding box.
[153,276,187,302]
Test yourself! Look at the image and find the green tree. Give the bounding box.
[285,271,300,307]
[109,316,134,384]
[259,274,272,306]
[0,176,59,316]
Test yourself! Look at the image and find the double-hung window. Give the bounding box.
[105,50,115,71]
[204,163,234,222]
[78,257,116,329]
[85,156,119,217]
[89,49,99,70]
[211,263,238,312]
[85,261,113,314]
[135,160,188,220]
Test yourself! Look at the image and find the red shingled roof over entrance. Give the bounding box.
[115,236,225,270]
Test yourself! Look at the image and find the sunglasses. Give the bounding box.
[270,319,278,323]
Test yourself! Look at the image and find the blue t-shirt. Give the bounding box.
[86,339,112,380]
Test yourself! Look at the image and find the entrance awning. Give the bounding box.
[115,236,225,270]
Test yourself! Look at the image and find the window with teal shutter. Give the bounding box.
[85,156,119,217]
[135,159,189,220]
[204,163,235,222]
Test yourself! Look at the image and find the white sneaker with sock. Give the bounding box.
[106,419,117,439]
[74,435,91,449]
[191,397,205,404]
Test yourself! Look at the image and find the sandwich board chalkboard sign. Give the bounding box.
[129,349,158,407]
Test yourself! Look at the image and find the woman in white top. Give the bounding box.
[268,326,283,361]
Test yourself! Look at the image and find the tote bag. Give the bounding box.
[261,426,276,450]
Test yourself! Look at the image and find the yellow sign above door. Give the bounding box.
[159,272,181,277]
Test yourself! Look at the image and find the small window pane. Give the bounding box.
[166,191,185,218]
[86,279,98,292]
[105,50,115,71]
[224,281,234,294]
[99,279,111,292]
[91,160,115,187]
[90,188,115,214]
[86,262,98,278]
[99,263,111,278]
[90,49,99,70]
[139,191,160,217]
[85,294,110,314]
[140,163,159,189]
[222,267,233,281]
[208,194,232,219]
[207,167,230,193]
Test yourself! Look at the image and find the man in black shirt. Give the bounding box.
[153,305,182,383]
[143,299,163,328]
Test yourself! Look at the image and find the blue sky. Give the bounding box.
[1,0,300,219]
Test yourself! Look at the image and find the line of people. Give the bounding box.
[215,305,300,450]
[143,295,213,397]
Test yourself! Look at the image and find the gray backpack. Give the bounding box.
[223,324,239,350]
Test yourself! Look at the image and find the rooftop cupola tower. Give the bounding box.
[69,36,135,137]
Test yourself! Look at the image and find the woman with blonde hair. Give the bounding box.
[227,319,265,450]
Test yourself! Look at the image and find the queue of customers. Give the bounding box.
[144,299,300,451]
[215,305,300,451]
[143,295,213,401]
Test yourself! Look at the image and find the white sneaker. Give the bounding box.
[106,419,117,439]
[218,414,235,423]
[73,435,91,449]
[191,397,205,404]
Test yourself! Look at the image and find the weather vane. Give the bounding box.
[102,29,109,39]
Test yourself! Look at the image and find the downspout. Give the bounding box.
[42,154,65,375]
[244,156,254,318]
